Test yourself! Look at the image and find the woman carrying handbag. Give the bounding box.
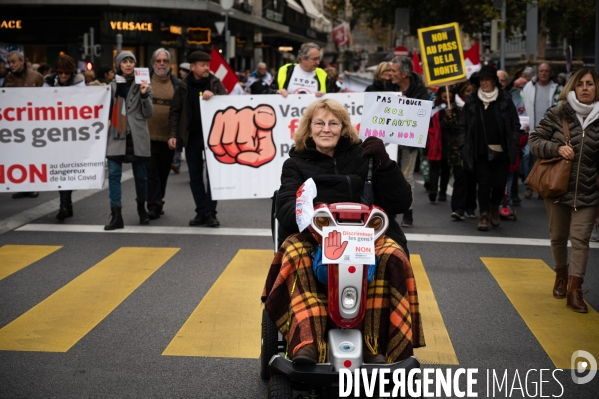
[529,68,599,313]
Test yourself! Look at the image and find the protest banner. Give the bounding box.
[200,92,398,200]
[359,92,433,148]
[417,22,467,86]
[0,86,111,192]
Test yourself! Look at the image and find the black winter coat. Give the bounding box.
[457,90,521,168]
[168,73,227,147]
[276,136,412,254]
[529,102,599,208]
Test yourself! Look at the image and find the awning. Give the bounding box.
[286,0,304,14]
[299,0,321,20]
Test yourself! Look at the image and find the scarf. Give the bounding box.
[455,94,466,109]
[112,74,135,135]
[567,91,599,129]
[477,87,499,109]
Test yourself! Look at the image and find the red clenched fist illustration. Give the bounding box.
[208,105,277,168]
[324,230,349,260]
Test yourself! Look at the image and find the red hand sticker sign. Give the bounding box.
[324,230,349,260]
[322,226,375,264]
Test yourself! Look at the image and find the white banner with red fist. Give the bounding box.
[200,93,399,200]
[0,87,111,192]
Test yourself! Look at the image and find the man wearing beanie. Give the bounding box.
[145,48,179,220]
[168,50,227,227]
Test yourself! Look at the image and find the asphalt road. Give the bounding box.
[1,163,598,399]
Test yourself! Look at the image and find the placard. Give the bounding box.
[417,22,467,86]
[359,92,433,147]
[134,68,150,84]
[322,226,375,264]
[0,87,111,192]
[200,93,399,200]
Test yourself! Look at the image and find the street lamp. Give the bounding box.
[220,0,233,63]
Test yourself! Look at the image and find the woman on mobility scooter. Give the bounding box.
[261,99,425,368]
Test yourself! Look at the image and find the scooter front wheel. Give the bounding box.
[268,374,292,399]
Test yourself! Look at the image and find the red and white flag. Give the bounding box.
[464,42,481,79]
[210,47,238,94]
[333,22,350,47]
[412,49,423,75]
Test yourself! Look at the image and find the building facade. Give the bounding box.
[0,0,331,74]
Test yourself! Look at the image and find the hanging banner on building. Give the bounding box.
[200,93,398,200]
[417,22,467,86]
[359,92,433,147]
[0,87,111,192]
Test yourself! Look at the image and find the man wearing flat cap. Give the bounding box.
[169,50,227,227]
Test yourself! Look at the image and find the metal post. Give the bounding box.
[596,0,599,73]
[225,12,230,63]
[500,0,506,69]
[526,1,538,61]
[90,27,95,64]
[116,34,122,55]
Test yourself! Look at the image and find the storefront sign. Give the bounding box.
[110,21,153,31]
[187,27,211,45]
[1,20,22,29]
[264,9,283,23]
[417,22,466,85]
[169,25,182,35]
[101,13,160,42]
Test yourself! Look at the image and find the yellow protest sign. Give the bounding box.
[417,22,466,86]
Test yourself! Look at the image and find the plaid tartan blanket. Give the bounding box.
[262,233,425,363]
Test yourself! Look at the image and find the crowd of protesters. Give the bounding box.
[3,46,598,307]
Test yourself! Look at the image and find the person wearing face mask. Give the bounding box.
[145,48,179,220]
[457,65,521,231]
[42,55,86,221]
[104,51,153,230]
[529,68,599,313]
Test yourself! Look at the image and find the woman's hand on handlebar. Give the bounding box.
[558,145,574,160]
[361,136,391,167]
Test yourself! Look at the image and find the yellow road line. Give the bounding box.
[163,249,272,358]
[0,247,179,352]
[411,254,460,365]
[0,245,62,281]
[482,257,599,369]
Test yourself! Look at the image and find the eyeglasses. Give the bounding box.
[307,57,321,62]
[155,59,169,64]
[312,121,341,129]
[56,71,71,76]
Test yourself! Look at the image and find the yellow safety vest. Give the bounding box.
[276,63,328,93]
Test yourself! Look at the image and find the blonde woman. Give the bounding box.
[365,61,394,92]
[262,99,423,365]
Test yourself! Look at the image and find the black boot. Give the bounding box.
[104,206,124,230]
[56,191,73,221]
[137,201,150,225]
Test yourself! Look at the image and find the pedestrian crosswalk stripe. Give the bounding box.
[0,245,62,281]
[162,249,272,358]
[482,257,599,369]
[0,247,179,352]
[411,254,460,365]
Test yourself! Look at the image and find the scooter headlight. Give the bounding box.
[315,216,329,228]
[367,216,383,230]
[342,287,357,309]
